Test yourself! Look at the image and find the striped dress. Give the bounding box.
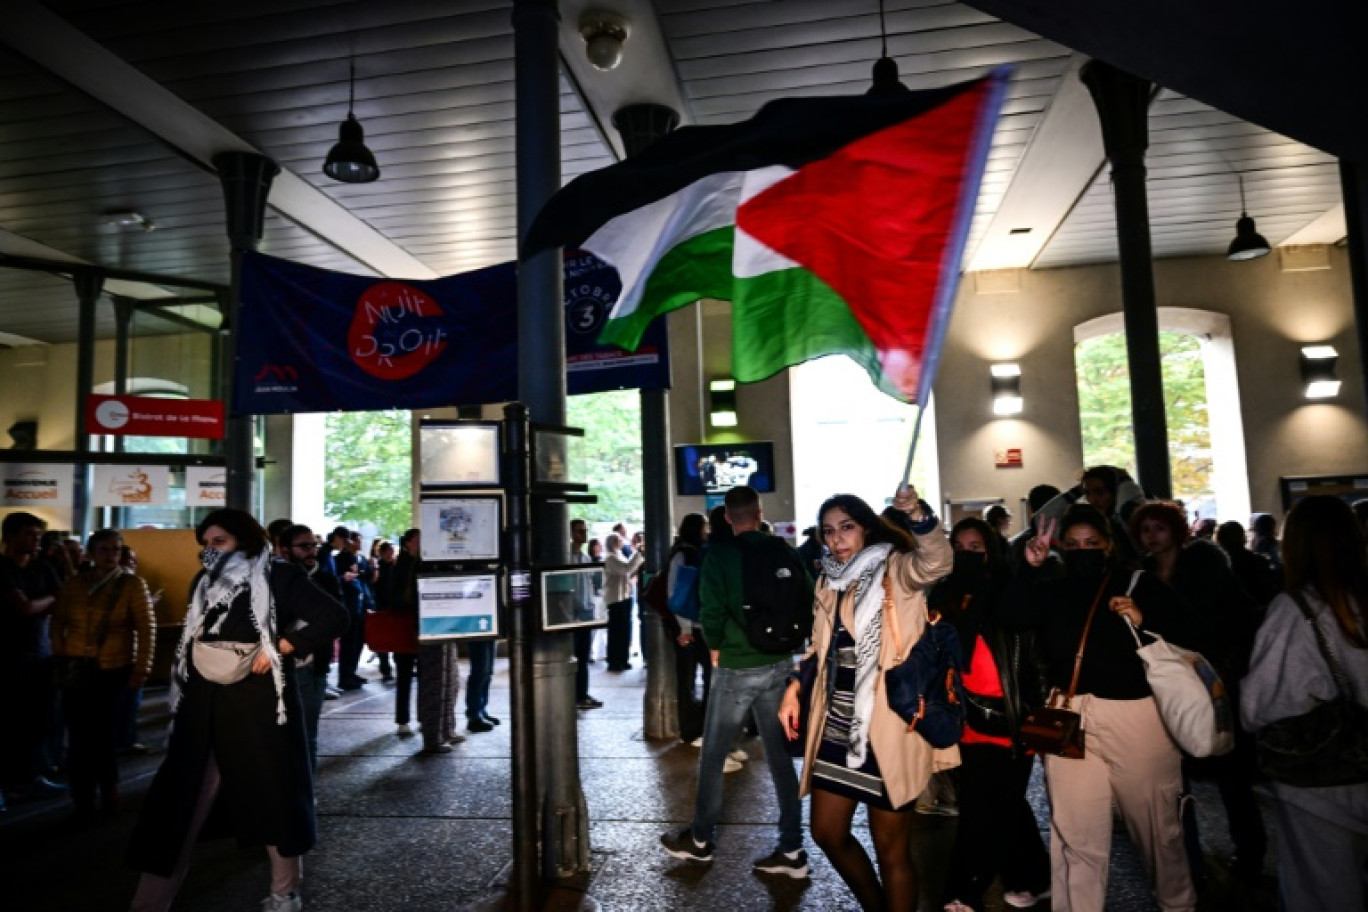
[810,613,899,811]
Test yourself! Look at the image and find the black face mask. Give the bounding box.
[952,549,988,579]
[1062,548,1108,580]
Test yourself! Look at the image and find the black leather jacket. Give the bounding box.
[930,575,1049,757]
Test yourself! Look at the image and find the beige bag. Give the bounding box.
[192,639,260,685]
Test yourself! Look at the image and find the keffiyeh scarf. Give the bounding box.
[170,550,286,725]
[821,542,893,767]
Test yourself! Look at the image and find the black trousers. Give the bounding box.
[393,652,418,724]
[63,665,131,812]
[574,629,592,701]
[673,632,712,742]
[606,599,633,670]
[336,592,365,683]
[943,742,1050,907]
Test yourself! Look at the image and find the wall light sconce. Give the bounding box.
[1300,345,1340,399]
[323,60,380,183]
[991,363,1023,416]
[709,378,738,427]
[579,10,631,71]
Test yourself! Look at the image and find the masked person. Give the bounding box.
[126,509,346,912]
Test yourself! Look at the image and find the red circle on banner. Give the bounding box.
[348,282,449,381]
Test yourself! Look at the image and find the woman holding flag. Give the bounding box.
[779,484,954,912]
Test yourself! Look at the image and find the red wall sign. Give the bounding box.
[86,395,225,440]
[994,447,1023,468]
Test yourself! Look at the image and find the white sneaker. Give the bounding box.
[688,737,703,748]
[943,902,975,912]
[1002,889,1050,908]
[395,723,414,737]
[727,748,748,762]
[261,892,302,912]
[723,757,744,774]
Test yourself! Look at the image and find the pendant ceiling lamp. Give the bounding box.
[867,0,909,96]
[323,60,380,184]
[1226,173,1270,261]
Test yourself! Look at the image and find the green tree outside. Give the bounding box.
[1074,331,1213,502]
[566,389,644,527]
[324,408,413,538]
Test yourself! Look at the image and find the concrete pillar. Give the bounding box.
[1081,61,1172,499]
[212,150,280,514]
[612,102,682,741]
[1341,161,1368,414]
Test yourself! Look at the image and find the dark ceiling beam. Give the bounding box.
[961,0,1362,163]
[0,252,227,293]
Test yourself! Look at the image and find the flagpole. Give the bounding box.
[901,404,923,487]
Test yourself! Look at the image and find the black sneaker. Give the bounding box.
[467,718,495,733]
[753,848,809,879]
[576,696,604,710]
[660,827,714,863]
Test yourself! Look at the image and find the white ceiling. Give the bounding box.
[0,0,1347,346]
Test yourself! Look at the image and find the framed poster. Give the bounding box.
[539,564,606,631]
[417,572,501,641]
[419,421,500,489]
[418,496,501,562]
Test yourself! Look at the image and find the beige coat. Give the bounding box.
[799,532,958,809]
[602,549,645,605]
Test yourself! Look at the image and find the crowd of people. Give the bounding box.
[3,464,1366,911]
[646,470,1366,912]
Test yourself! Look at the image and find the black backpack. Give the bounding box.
[734,536,813,654]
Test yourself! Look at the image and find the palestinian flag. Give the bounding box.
[523,68,1009,402]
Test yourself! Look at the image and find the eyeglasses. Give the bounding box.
[290,542,319,551]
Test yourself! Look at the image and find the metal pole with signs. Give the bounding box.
[419,410,595,912]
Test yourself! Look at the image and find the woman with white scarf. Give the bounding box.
[779,487,954,912]
[127,509,347,912]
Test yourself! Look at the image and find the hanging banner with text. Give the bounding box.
[1,463,74,507]
[91,465,169,507]
[232,250,669,416]
[86,394,225,440]
[185,466,228,507]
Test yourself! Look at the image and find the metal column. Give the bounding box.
[212,151,280,514]
[1081,61,1172,500]
[512,0,590,887]
[71,270,104,537]
[612,103,682,741]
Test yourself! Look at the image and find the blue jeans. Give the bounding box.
[465,641,495,722]
[295,669,328,771]
[691,659,802,852]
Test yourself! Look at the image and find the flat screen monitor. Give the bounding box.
[674,442,776,496]
[419,421,500,489]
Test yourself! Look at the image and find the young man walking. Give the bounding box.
[661,486,812,878]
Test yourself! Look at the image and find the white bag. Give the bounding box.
[1124,571,1235,758]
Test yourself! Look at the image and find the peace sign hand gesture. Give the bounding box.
[1025,517,1057,567]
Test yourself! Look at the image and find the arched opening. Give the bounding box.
[1073,308,1250,522]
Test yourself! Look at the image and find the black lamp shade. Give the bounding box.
[1226,214,1270,261]
[323,114,380,183]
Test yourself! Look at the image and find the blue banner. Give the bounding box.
[233,251,669,416]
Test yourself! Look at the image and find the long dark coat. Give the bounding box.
[127,560,346,876]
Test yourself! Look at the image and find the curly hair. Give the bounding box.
[1128,501,1190,550]
[195,508,269,558]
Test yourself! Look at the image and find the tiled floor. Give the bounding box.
[4,654,1279,911]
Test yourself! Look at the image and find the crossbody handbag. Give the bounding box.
[1018,571,1111,759]
[1254,590,1368,787]
[193,639,261,685]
